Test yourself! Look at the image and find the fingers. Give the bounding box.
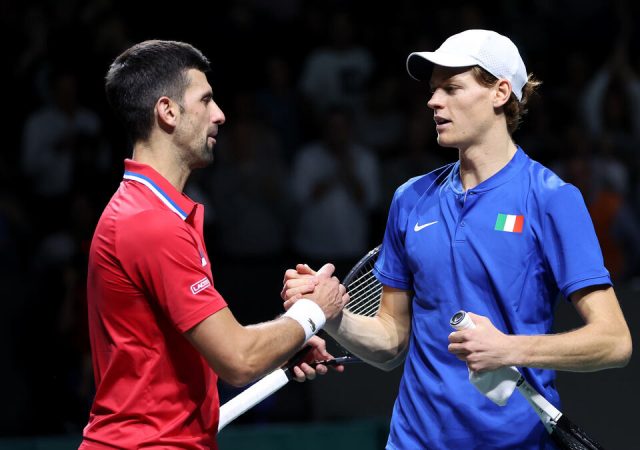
[283,298,295,310]
[281,280,318,303]
[339,283,347,302]
[316,263,335,278]
[306,335,328,356]
[281,267,315,293]
[291,362,329,382]
[341,291,350,307]
[448,330,471,359]
[295,264,316,275]
[281,263,336,304]
[448,330,466,344]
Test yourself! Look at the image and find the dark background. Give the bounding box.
[1,0,639,448]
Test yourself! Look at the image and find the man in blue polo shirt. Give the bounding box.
[283,29,632,449]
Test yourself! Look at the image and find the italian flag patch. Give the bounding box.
[494,213,524,233]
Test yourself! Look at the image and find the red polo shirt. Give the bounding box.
[80,160,227,449]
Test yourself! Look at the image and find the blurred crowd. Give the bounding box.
[2,0,640,436]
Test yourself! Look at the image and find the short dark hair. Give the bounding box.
[105,40,210,143]
[470,66,541,135]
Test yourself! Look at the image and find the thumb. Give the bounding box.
[316,263,335,278]
[296,263,317,275]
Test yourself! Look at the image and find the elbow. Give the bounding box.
[365,345,408,372]
[598,328,633,370]
[216,357,264,388]
[611,333,633,368]
[221,371,256,388]
[375,356,405,372]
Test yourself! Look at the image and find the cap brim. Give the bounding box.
[406,52,479,80]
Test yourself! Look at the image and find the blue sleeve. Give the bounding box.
[542,184,611,298]
[374,186,413,290]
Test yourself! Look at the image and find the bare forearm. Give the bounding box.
[232,318,307,382]
[187,311,307,387]
[508,324,631,372]
[449,289,632,374]
[325,310,409,370]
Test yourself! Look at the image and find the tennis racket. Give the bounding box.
[217,245,383,432]
[450,311,605,449]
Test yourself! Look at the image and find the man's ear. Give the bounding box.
[493,79,512,108]
[156,96,179,131]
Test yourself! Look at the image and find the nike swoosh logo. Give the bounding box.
[414,221,438,232]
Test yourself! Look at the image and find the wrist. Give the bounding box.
[323,311,343,335]
[506,334,527,366]
[283,298,326,341]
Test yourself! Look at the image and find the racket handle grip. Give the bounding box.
[218,369,289,432]
[450,310,475,330]
[218,346,312,432]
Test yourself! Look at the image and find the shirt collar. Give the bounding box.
[122,159,196,221]
[449,146,528,194]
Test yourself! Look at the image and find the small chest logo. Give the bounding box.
[414,220,438,232]
[190,277,211,295]
[494,213,524,233]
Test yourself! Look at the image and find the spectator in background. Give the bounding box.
[355,73,407,160]
[291,105,380,272]
[298,10,374,121]
[208,90,290,260]
[554,124,640,282]
[21,69,109,220]
[579,42,640,156]
[255,56,305,158]
[380,110,450,206]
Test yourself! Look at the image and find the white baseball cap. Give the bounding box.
[406,29,527,100]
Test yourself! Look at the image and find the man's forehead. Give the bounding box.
[185,69,212,91]
[186,68,207,84]
[430,66,473,84]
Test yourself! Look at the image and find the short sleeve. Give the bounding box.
[117,210,227,332]
[541,184,611,298]
[374,186,413,290]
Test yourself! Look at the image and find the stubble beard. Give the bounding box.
[193,140,214,168]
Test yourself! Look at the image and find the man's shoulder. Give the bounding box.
[101,186,190,245]
[394,163,456,201]
[523,156,580,201]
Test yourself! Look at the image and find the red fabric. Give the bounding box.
[513,215,524,233]
[81,160,227,449]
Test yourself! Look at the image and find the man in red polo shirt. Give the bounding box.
[79,40,348,450]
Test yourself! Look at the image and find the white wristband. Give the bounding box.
[283,298,326,341]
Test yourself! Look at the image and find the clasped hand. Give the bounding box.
[281,263,350,381]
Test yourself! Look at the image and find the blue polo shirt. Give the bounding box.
[374,147,610,450]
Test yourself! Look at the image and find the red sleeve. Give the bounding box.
[117,209,227,332]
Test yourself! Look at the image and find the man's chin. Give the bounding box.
[436,136,457,149]
[192,150,214,169]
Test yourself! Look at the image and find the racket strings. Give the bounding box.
[346,266,382,317]
[345,262,376,290]
[349,280,381,313]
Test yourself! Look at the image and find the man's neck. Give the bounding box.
[457,132,517,191]
[132,140,191,193]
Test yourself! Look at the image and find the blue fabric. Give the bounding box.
[375,147,610,450]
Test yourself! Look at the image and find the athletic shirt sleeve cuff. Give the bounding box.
[561,274,612,300]
[178,299,228,333]
[373,267,412,291]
